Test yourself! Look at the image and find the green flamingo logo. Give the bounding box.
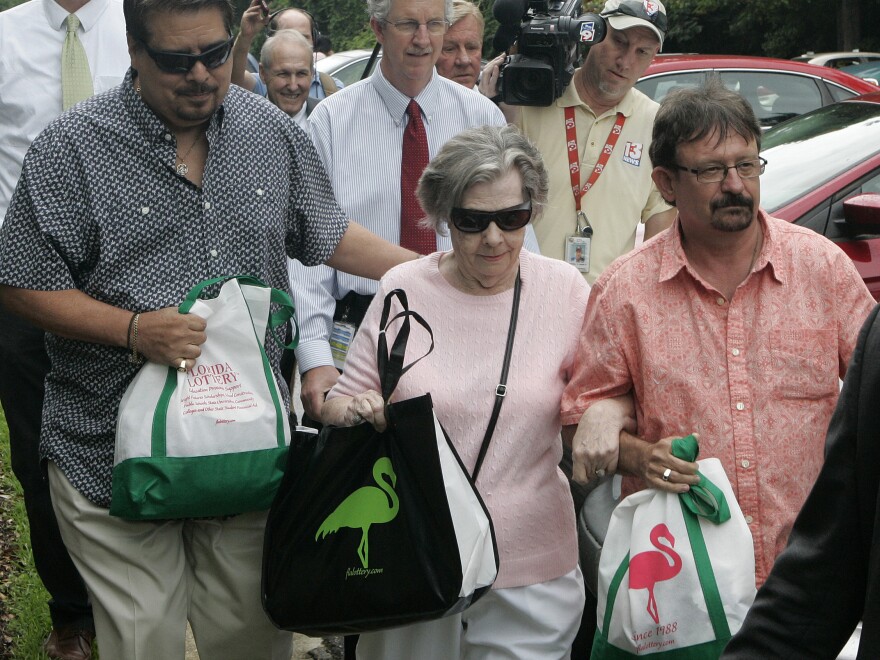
[315,457,400,568]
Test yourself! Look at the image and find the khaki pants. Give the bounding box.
[48,462,292,660]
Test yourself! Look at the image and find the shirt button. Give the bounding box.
[741,459,750,468]
[736,402,745,411]
[256,188,264,196]
[164,133,173,142]
[210,249,218,257]
[716,297,726,306]
[141,206,149,215]
[204,201,211,210]
[732,348,740,356]
[744,515,754,524]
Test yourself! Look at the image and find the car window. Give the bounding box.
[635,71,704,103]
[331,59,371,87]
[828,83,859,102]
[721,72,822,127]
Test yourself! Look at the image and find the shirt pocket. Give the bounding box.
[769,328,838,400]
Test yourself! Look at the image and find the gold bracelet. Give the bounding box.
[128,313,143,364]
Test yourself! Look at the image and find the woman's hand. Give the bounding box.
[567,395,636,484]
[322,390,388,431]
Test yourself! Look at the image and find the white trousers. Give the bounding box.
[48,462,292,660]
[357,566,585,660]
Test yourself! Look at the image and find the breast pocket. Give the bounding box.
[769,328,838,400]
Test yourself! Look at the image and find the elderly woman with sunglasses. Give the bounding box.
[322,124,589,659]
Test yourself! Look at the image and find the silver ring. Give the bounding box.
[595,468,606,478]
[662,468,672,482]
[177,360,187,373]
[351,413,364,424]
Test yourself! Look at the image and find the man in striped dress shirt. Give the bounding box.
[289,0,539,423]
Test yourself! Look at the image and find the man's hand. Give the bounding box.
[135,307,207,371]
[619,432,701,493]
[477,54,521,124]
[240,0,270,39]
[300,365,340,421]
[567,395,637,484]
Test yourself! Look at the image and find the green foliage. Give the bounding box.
[0,410,55,659]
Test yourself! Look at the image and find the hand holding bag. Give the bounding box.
[592,435,756,658]
[261,287,508,636]
[111,275,296,520]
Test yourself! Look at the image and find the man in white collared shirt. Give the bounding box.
[290,0,540,425]
[0,0,128,656]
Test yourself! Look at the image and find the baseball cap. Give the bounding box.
[601,0,667,49]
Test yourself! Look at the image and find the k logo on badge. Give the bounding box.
[623,141,643,166]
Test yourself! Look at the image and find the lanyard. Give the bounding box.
[564,107,626,213]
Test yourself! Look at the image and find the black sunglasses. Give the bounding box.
[602,0,667,33]
[139,35,235,74]
[449,199,532,233]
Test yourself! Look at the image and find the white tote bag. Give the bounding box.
[593,436,756,658]
[111,275,295,520]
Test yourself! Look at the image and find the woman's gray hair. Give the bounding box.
[368,0,453,23]
[417,124,548,235]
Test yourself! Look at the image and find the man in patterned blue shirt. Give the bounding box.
[0,0,413,656]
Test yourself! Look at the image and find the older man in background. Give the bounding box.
[260,28,318,134]
[435,0,483,89]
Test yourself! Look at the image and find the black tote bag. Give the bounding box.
[261,289,498,636]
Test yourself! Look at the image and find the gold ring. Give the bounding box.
[177,360,187,373]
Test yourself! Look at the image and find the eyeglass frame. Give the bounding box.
[672,157,767,184]
[137,35,235,74]
[379,18,450,35]
[601,0,668,33]
[449,199,533,233]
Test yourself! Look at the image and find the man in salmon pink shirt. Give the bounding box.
[561,76,875,586]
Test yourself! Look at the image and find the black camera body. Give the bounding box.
[494,0,607,106]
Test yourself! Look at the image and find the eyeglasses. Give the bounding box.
[602,0,668,32]
[138,36,235,74]
[673,157,767,184]
[449,200,532,233]
[380,18,450,35]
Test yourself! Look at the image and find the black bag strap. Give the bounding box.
[377,289,434,402]
[472,269,521,481]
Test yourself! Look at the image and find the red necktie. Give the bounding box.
[400,99,435,254]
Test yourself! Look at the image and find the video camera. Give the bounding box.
[492,0,607,106]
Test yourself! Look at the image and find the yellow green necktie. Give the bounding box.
[62,14,94,110]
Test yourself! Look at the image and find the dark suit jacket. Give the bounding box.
[305,96,319,117]
[723,302,880,659]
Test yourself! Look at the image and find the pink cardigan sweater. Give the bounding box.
[328,250,590,589]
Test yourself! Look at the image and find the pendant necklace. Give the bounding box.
[176,132,202,176]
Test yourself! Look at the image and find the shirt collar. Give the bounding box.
[556,70,637,119]
[122,68,226,151]
[371,65,442,127]
[44,0,111,32]
[659,209,784,285]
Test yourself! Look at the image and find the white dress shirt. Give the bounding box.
[291,66,540,373]
[0,0,129,223]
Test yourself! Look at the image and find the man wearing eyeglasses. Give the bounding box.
[481,0,676,284]
[562,77,874,602]
[0,0,130,657]
[231,1,343,101]
[288,0,539,427]
[0,0,418,656]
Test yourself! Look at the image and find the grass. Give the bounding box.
[0,408,54,659]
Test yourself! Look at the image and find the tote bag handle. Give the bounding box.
[376,289,434,402]
[179,274,299,350]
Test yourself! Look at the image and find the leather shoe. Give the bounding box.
[42,627,94,660]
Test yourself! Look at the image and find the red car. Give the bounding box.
[636,54,878,129]
[761,91,880,299]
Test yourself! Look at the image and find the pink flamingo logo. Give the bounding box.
[628,524,682,624]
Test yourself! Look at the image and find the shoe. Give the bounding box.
[42,627,94,660]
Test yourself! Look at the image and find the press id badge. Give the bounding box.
[566,235,591,273]
[329,320,356,370]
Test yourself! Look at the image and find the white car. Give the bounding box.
[315,48,382,87]
[793,50,880,69]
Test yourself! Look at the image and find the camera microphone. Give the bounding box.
[492,0,528,29]
[492,23,521,53]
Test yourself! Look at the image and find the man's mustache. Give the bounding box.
[712,193,753,213]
